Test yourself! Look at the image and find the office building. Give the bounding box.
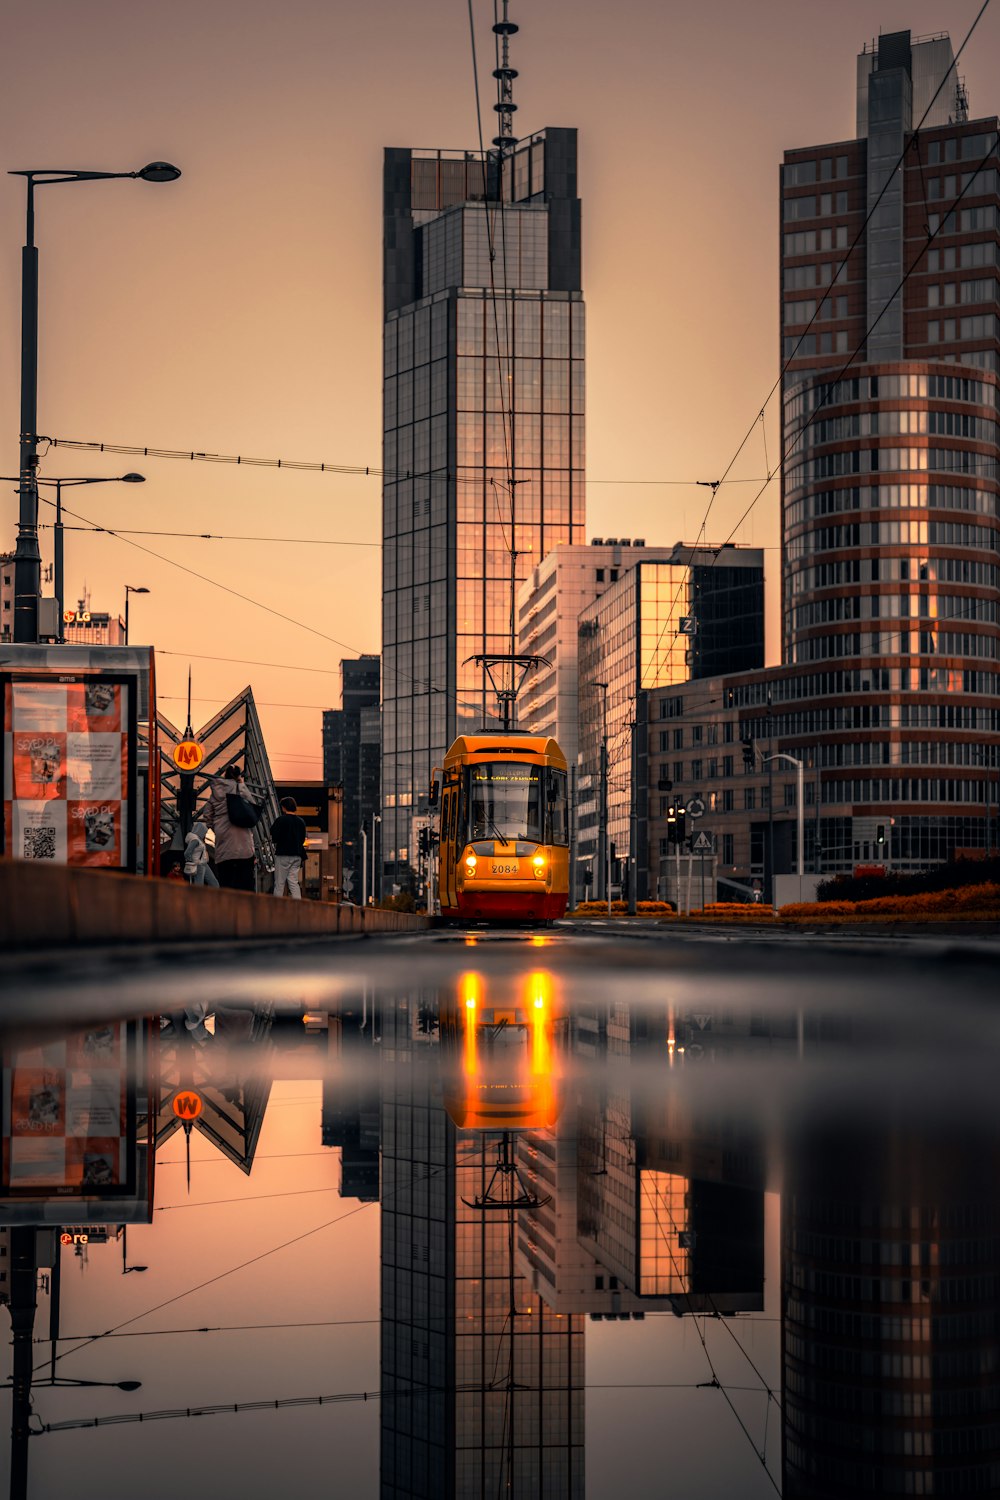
[783,1126,1000,1498]
[62,608,124,646]
[323,656,380,899]
[382,124,584,888]
[380,993,584,1498]
[516,538,670,767]
[0,553,12,644]
[778,28,1000,868]
[576,547,764,899]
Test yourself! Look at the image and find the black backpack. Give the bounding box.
[226,792,264,829]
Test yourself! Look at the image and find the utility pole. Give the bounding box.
[593,682,609,909]
[628,717,638,915]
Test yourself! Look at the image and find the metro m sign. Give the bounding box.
[172,1090,204,1121]
[172,739,205,772]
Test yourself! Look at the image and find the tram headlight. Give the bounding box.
[465,853,477,875]
[532,853,546,880]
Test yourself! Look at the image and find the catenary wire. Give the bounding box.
[53,1167,443,1370]
[598,1,996,773]
[603,128,1000,774]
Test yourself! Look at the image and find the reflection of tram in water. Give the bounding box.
[431,732,569,922]
[440,971,562,1132]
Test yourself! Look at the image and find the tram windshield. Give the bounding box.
[466,763,568,845]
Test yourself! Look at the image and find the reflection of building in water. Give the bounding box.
[322,1011,380,1202]
[783,1129,1000,1498]
[570,1001,765,1316]
[380,994,584,1499]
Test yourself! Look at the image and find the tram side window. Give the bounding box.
[449,786,459,846]
[545,769,569,846]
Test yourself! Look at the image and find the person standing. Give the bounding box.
[183,819,219,887]
[202,763,260,892]
[270,796,307,899]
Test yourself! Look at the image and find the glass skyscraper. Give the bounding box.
[382,130,584,889]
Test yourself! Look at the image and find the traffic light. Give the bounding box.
[742,738,756,771]
[418,827,430,857]
[670,813,687,846]
[876,824,886,846]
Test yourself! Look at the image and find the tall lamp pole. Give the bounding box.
[124,584,150,645]
[764,752,804,902]
[372,812,381,905]
[9,161,180,643]
[593,681,609,913]
[1,473,146,640]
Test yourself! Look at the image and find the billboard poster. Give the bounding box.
[2,1023,133,1196]
[2,677,134,871]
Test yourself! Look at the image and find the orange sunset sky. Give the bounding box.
[4,0,998,778]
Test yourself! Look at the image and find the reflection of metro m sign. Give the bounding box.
[172,1090,204,1120]
[172,739,205,772]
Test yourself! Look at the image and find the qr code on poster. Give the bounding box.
[23,827,57,860]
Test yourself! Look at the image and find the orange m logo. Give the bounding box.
[172,1090,204,1120]
[172,740,204,770]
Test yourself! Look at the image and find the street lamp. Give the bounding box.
[592,682,610,914]
[372,812,382,906]
[121,1225,148,1275]
[123,584,150,645]
[0,1377,142,1390]
[9,162,180,643]
[763,752,804,902]
[1,472,146,640]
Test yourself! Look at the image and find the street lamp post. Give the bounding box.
[123,585,150,645]
[592,682,609,913]
[763,752,804,903]
[1,473,146,640]
[9,162,180,643]
[121,1225,148,1275]
[372,812,382,905]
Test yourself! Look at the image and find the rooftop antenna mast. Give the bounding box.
[492,0,519,165]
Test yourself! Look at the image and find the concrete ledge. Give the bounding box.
[0,860,428,949]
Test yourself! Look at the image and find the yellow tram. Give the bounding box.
[431,732,570,923]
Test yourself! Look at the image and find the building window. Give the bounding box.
[722,833,734,865]
[609,569,619,582]
[708,759,718,779]
[673,762,683,784]
[744,787,756,811]
[692,725,703,744]
[673,728,683,750]
[784,783,796,807]
[690,759,702,782]
[723,755,734,777]
[596,568,604,582]
[722,790,734,812]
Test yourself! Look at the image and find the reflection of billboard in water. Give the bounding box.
[1,1021,154,1223]
[2,676,136,869]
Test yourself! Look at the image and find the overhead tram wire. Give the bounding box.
[695,0,991,547]
[25,434,771,488]
[30,5,990,518]
[52,1166,445,1371]
[601,0,996,774]
[718,123,1000,553]
[48,495,490,720]
[33,1380,775,1437]
[604,123,1000,774]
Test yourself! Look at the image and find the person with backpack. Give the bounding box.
[201,762,262,891]
[270,796,308,899]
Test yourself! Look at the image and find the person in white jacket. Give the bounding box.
[183,820,218,887]
[201,763,258,891]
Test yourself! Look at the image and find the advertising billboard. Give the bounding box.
[0,646,153,872]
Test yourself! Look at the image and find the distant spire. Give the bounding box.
[491,0,519,158]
